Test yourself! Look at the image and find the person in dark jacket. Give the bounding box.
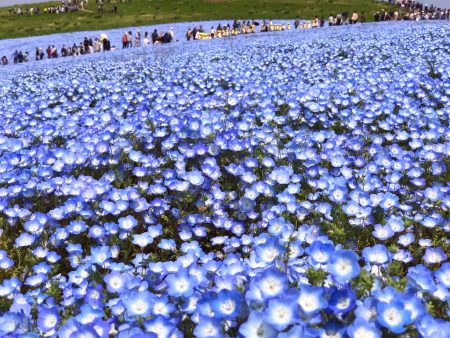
[151,29,158,44]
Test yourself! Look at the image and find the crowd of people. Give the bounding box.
[375,1,450,20]
[8,0,84,15]
[121,28,174,48]
[185,21,262,41]
[2,0,448,66]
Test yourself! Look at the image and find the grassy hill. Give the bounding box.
[0,0,396,39]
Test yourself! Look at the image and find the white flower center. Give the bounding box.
[384,308,401,326]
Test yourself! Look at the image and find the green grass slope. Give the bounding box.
[0,0,395,39]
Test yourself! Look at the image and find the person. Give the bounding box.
[374,11,380,22]
[351,11,358,24]
[127,31,133,48]
[210,26,215,38]
[35,47,40,60]
[320,17,325,27]
[328,14,334,26]
[192,27,197,40]
[135,30,141,47]
[18,51,24,63]
[360,12,366,23]
[294,16,300,29]
[312,16,319,27]
[186,28,192,41]
[83,37,89,54]
[143,32,150,47]
[151,29,158,44]
[163,31,171,43]
[2,55,8,65]
[122,33,128,49]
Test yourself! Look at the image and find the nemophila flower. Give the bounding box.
[423,247,447,265]
[393,249,413,263]
[379,192,399,210]
[76,304,104,325]
[90,246,111,265]
[253,267,288,300]
[328,287,356,314]
[307,241,335,265]
[362,244,390,265]
[397,233,414,247]
[407,264,437,293]
[239,311,277,338]
[118,215,137,231]
[255,237,285,263]
[328,249,361,283]
[143,315,175,338]
[264,298,299,331]
[376,301,412,334]
[132,232,154,248]
[185,170,205,186]
[347,318,381,338]
[67,220,87,235]
[372,224,394,241]
[354,298,377,321]
[435,262,450,288]
[152,296,175,317]
[0,312,20,335]
[321,321,346,338]
[15,232,35,247]
[166,271,197,297]
[25,273,47,287]
[330,186,347,203]
[269,165,293,185]
[211,289,241,319]
[10,294,31,317]
[122,290,154,317]
[424,186,442,202]
[297,284,328,315]
[158,239,176,251]
[193,316,222,338]
[104,271,128,293]
[386,215,404,233]
[37,305,59,333]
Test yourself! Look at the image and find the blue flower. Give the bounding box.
[193,316,222,338]
[239,311,277,338]
[328,287,356,314]
[264,298,299,331]
[376,301,412,334]
[435,262,450,288]
[15,232,35,247]
[185,170,205,186]
[118,215,138,231]
[297,284,328,315]
[347,318,381,338]
[211,289,241,319]
[143,315,176,338]
[253,267,288,300]
[362,244,390,265]
[122,290,155,317]
[37,305,60,333]
[165,271,196,297]
[328,249,361,283]
[132,232,154,248]
[307,240,335,265]
[255,237,285,263]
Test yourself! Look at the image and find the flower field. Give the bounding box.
[0,22,449,337]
